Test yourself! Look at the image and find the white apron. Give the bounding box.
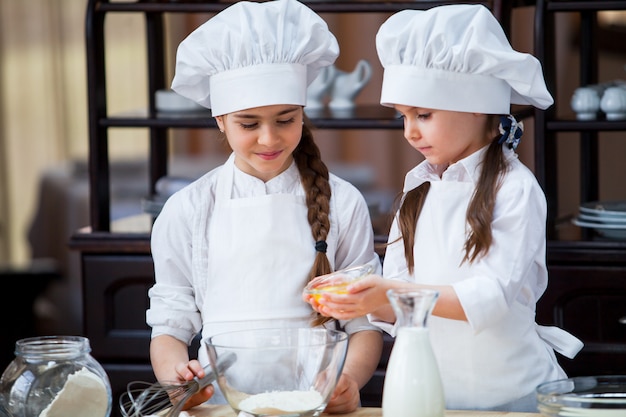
[192,159,319,404]
[411,181,573,411]
[196,158,316,363]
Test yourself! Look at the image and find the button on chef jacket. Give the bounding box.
[147,153,381,361]
[371,145,582,410]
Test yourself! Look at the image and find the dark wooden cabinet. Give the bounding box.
[75,1,535,415]
[70,234,154,417]
[533,1,626,377]
[82,253,154,360]
[539,262,626,375]
[538,241,626,376]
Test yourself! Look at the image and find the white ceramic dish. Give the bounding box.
[577,212,626,225]
[572,218,626,239]
[579,200,626,218]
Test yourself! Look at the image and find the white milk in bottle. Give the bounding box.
[382,289,444,417]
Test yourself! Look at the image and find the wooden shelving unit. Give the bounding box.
[533,0,626,376]
[75,2,535,415]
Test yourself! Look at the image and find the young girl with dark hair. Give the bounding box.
[146,0,382,413]
[305,4,583,412]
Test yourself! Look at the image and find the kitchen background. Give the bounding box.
[1,1,626,364]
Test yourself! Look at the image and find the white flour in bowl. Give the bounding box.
[38,367,109,417]
[238,390,324,414]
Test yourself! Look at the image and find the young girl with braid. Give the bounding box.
[146,0,382,413]
[305,4,582,412]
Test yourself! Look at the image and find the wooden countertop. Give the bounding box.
[183,405,540,417]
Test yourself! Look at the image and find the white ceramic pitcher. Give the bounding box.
[306,65,338,110]
[329,59,372,110]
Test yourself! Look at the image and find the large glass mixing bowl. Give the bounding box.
[205,327,348,417]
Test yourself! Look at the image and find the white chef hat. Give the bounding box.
[376,4,553,114]
[171,0,339,117]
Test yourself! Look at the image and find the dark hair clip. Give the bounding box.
[315,240,328,253]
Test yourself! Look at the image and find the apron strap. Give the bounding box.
[536,324,584,359]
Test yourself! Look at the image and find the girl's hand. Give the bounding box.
[180,385,215,411]
[315,275,390,320]
[175,359,205,380]
[302,290,326,315]
[174,359,215,410]
[324,373,360,414]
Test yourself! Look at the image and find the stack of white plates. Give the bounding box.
[572,200,626,239]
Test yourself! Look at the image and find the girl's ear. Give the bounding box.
[215,116,225,132]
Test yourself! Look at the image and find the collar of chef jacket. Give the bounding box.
[402,143,519,193]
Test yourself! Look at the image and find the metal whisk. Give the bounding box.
[120,352,236,417]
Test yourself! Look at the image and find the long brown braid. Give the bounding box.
[395,115,507,273]
[293,117,333,326]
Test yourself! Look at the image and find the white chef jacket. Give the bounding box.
[147,153,381,354]
[372,145,582,411]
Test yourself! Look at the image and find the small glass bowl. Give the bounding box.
[304,264,374,302]
[536,375,626,417]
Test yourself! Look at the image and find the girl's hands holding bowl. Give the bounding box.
[303,266,392,320]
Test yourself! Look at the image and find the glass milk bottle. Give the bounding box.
[382,288,444,417]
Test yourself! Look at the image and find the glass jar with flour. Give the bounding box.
[0,335,111,417]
